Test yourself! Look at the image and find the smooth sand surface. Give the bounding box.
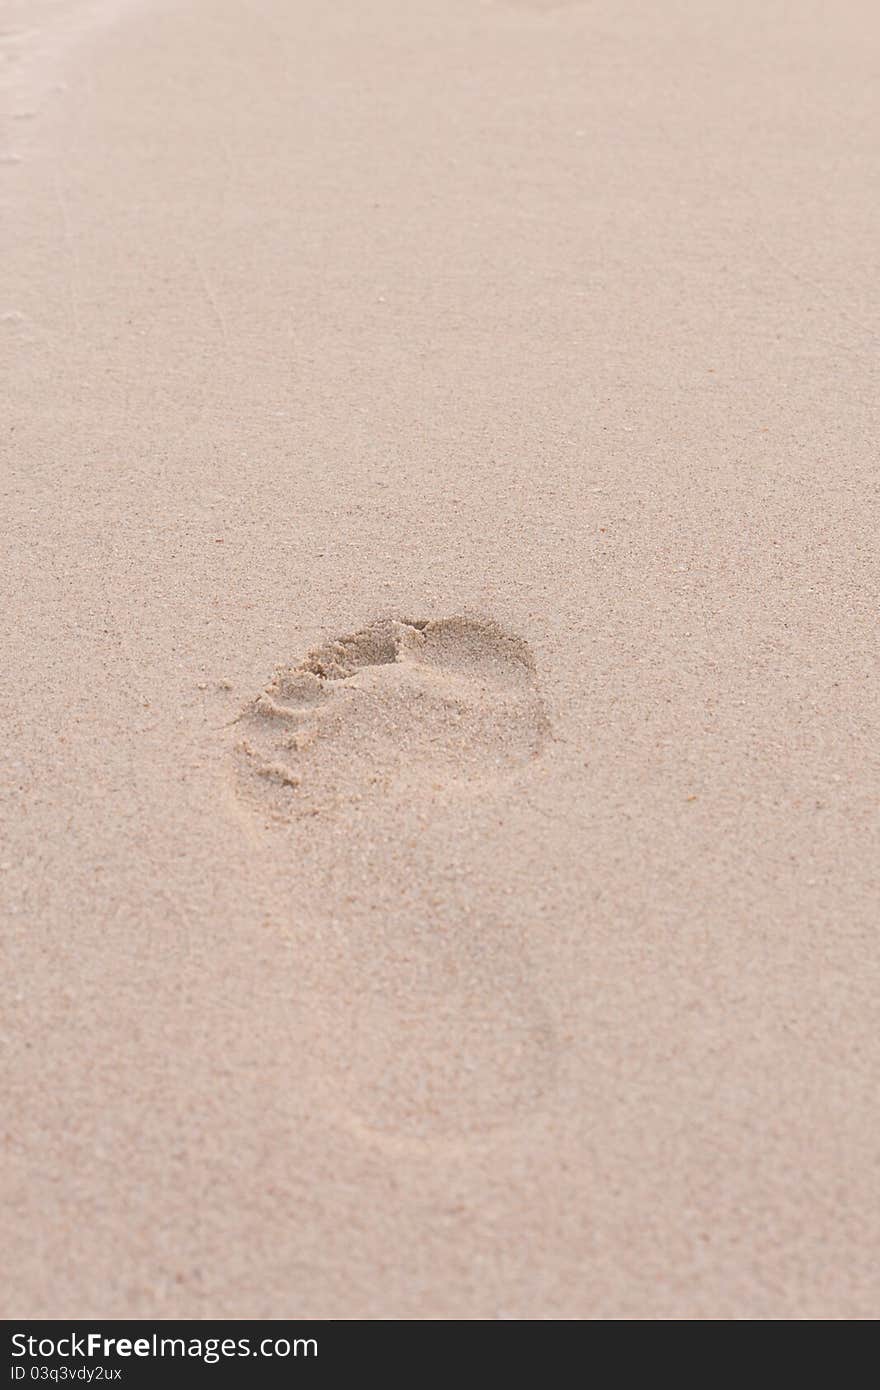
[2,0,879,1319]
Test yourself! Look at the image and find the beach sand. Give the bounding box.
[2,0,878,1319]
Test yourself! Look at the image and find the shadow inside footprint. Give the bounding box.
[231,615,549,820]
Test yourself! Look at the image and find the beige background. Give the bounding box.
[2,0,879,1318]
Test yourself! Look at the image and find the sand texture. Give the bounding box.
[2,0,879,1319]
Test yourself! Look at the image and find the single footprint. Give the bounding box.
[231,614,549,820]
[227,614,557,1147]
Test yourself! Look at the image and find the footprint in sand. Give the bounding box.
[228,615,557,1148]
[231,615,548,819]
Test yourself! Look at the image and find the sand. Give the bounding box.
[2,0,878,1320]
